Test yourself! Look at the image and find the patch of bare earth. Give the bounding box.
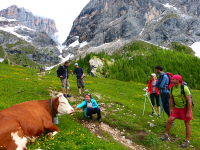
[48,90,145,150]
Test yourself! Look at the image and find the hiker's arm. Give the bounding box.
[70,70,74,75]
[147,80,150,92]
[77,101,86,109]
[159,76,167,89]
[186,95,192,119]
[169,94,174,115]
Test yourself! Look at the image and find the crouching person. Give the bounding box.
[160,75,192,148]
[75,94,101,123]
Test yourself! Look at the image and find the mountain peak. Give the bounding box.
[0,5,57,39]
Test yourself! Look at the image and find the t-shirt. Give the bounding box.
[152,80,156,93]
[170,84,191,108]
[87,102,92,107]
[73,67,84,79]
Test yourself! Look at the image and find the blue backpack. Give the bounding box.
[171,82,194,107]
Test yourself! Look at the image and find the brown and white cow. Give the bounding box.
[0,93,74,150]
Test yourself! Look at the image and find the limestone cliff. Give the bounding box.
[63,0,200,51]
[0,5,57,39]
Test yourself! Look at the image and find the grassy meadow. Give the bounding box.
[0,63,200,150]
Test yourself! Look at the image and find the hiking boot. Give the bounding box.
[98,118,102,123]
[180,140,190,147]
[67,94,71,97]
[160,133,170,141]
[150,111,154,117]
[158,114,161,118]
[63,94,67,98]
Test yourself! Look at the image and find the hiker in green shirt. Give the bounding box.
[160,75,193,148]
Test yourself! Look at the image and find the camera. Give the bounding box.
[143,87,148,91]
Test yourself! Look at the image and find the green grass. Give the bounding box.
[0,63,200,150]
[0,46,5,58]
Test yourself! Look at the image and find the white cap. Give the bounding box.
[74,63,78,66]
[151,73,156,76]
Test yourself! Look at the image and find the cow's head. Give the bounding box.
[55,93,74,116]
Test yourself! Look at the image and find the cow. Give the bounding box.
[0,93,74,150]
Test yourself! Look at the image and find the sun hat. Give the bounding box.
[151,73,156,76]
[74,63,78,66]
[172,75,183,84]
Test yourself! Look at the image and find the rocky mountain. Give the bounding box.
[0,5,57,40]
[63,0,200,57]
[0,17,60,68]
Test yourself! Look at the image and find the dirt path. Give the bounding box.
[47,89,146,150]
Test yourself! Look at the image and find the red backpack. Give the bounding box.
[160,72,173,90]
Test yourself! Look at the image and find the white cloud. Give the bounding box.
[0,0,90,44]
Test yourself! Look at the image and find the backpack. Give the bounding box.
[171,82,194,107]
[57,65,64,77]
[160,72,173,90]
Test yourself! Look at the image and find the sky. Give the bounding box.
[0,0,90,44]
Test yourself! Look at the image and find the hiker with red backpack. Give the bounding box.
[147,73,161,118]
[155,65,171,118]
[160,75,192,148]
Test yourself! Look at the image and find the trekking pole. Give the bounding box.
[146,92,157,116]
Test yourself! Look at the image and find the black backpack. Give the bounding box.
[171,82,194,107]
[57,65,64,77]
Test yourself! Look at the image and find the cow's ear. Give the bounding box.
[53,97,59,113]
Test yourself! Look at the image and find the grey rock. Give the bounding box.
[89,57,103,77]
[0,5,57,39]
[63,0,200,56]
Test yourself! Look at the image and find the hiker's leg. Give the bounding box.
[185,121,191,141]
[81,78,85,94]
[66,79,70,95]
[161,93,170,117]
[87,107,93,119]
[156,94,160,115]
[78,87,81,95]
[93,108,101,119]
[77,79,81,94]
[165,116,176,134]
[61,78,65,95]
[66,87,69,95]
[150,94,155,112]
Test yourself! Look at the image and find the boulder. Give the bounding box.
[89,57,103,77]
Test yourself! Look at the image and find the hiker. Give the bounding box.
[60,61,71,98]
[155,65,170,117]
[147,73,160,118]
[70,63,85,97]
[160,75,192,148]
[75,93,101,123]
[40,67,45,76]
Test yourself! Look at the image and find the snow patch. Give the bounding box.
[0,20,35,43]
[163,3,177,10]
[68,40,79,47]
[80,41,88,48]
[0,17,17,22]
[109,18,120,25]
[45,54,74,70]
[190,42,200,58]
[139,28,145,35]
[0,58,4,62]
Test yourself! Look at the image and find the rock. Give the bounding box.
[89,57,103,77]
[63,0,200,57]
[0,5,57,39]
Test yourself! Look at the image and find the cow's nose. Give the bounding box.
[71,109,74,113]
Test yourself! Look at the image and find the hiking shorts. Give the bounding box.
[77,78,85,88]
[170,107,193,121]
[61,78,70,88]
